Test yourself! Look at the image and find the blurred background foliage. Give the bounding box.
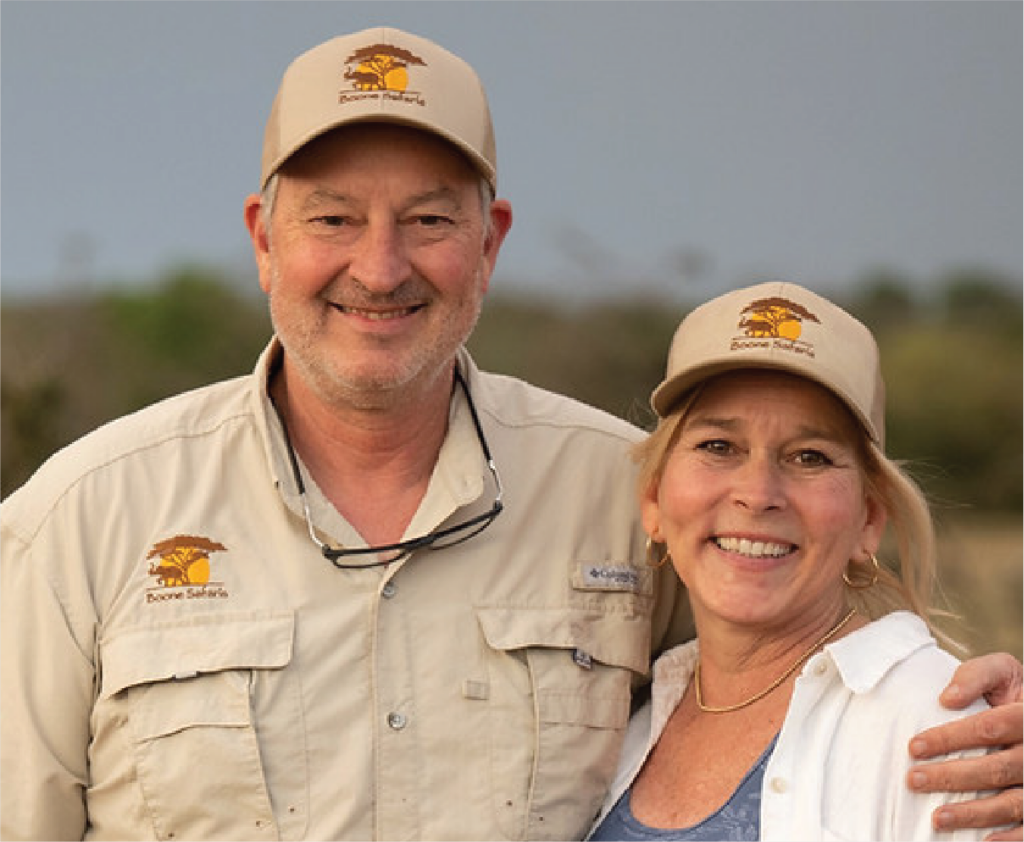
[1,266,1020,656]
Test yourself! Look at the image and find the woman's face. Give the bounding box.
[643,369,886,634]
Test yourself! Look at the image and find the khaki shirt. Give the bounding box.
[1,340,685,841]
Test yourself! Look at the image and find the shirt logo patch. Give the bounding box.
[145,534,229,603]
[577,564,646,594]
[340,42,427,107]
[730,295,819,358]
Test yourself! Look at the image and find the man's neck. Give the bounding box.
[272,360,455,546]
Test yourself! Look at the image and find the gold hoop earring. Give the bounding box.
[645,537,671,569]
[844,553,880,589]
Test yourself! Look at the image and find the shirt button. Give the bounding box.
[387,712,407,730]
[813,661,828,676]
[770,776,788,793]
[381,582,397,599]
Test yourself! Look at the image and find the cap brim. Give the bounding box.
[264,112,496,192]
[651,357,881,444]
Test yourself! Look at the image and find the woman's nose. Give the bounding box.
[731,455,786,513]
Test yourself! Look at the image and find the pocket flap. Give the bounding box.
[477,606,649,675]
[99,610,295,699]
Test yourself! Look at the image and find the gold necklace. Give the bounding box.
[694,608,857,714]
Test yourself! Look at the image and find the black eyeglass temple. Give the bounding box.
[320,500,502,561]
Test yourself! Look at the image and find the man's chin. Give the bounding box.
[315,361,440,410]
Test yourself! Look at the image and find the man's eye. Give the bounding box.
[313,215,347,227]
[412,214,454,228]
[697,439,732,456]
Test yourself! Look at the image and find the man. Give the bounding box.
[2,26,1020,841]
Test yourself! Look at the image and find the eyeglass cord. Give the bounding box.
[278,365,504,569]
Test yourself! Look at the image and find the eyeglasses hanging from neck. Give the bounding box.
[279,366,504,569]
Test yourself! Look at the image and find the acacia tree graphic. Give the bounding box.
[147,535,227,587]
[344,44,426,91]
[738,297,820,340]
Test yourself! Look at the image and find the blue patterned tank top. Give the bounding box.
[588,734,778,841]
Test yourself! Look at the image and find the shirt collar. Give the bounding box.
[250,337,289,494]
[821,611,934,693]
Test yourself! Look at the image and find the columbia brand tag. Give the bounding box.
[574,562,648,594]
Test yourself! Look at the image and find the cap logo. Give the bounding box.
[145,534,230,603]
[731,295,819,357]
[341,42,427,106]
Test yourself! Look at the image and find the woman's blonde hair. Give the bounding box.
[635,377,962,652]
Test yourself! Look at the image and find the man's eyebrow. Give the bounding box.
[299,187,353,210]
[297,186,464,212]
[403,186,463,209]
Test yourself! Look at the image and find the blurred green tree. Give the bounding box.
[2,268,1020,513]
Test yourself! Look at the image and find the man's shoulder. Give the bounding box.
[474,369,648,445]
[2,375,254,526]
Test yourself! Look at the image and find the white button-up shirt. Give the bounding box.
[591,612,993,841]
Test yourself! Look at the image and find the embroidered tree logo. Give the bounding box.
[344,44,427,92]
[147,535,227,587]
[738,297,820,341]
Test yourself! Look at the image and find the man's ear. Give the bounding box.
[243,194,273,294]
[478,198,513,291]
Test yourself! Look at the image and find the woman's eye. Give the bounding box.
[697,439,732,456]
[793,449,831,467]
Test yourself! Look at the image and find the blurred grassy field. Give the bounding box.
[2,275,1020,663]
[934,514,1022,660]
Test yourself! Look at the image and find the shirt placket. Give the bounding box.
[371,563,425,840]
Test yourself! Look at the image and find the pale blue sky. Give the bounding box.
[2,0,1020,302]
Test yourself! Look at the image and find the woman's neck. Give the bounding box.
[691,601,867,712]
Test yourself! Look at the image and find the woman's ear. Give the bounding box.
[640,480,663,544]
[859,491,888,557]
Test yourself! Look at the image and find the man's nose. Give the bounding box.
[348,220,412,293]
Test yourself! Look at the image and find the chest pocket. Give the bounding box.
[96,611,304,841]
[477,606,650,841]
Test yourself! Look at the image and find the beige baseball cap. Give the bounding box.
[260,26,497,191]
[651,281,886,445]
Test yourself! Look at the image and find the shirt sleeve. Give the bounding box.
[1,526,94,841]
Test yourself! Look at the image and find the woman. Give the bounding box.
[590,281,994,841]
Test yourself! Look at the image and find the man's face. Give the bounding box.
[248,124,510,410]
